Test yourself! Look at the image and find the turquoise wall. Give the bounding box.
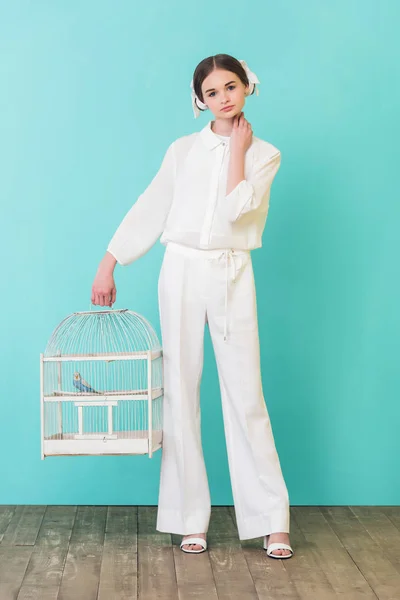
[1,1,399,504]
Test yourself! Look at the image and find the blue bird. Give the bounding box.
[73,372,98,394]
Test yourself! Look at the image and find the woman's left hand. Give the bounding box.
[230,111,253,154]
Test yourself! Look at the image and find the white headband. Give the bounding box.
[190,59,260,119]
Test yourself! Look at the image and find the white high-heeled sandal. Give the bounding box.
[180,537,208,554]
[263,535,294,559]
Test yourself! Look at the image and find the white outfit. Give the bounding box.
[107,119,290,540]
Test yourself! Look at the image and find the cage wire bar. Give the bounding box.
[40,308,164,458]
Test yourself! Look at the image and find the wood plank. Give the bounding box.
[0,546,33,598]
[351,507,400,574]
[97,507,138,600]
[21,506,77,588]
[321,506,400,599]
[171,508,220,600]
[97,532,138,600]
[17,585,60,600]
[138,506,178,600]
[105,505,137,534]
[381,506,400,532]
[0,582,22,600]
[228,506,300,599]
[65,505,107,543]
[285,510,341,600]
[293,506,376,598]
[2,506,46,546]
[203,506,257,600]
[0,506,16,543]
[58,506,107,600]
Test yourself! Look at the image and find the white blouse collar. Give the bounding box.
[200,120,230,150]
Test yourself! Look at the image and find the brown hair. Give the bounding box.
[192,54,255,112]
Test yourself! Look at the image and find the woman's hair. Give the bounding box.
[192,54,254,108]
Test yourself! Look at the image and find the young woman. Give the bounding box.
[91,54,294,559]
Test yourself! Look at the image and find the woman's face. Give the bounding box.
[201,69,248,119]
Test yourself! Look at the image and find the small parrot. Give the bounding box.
[73,372,98,394]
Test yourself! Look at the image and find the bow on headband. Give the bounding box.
[190,59,260,119]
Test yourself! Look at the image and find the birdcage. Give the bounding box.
[40,308,163,459]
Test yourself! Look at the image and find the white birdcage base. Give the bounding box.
[43,429,162,457]
[45,387,163,402]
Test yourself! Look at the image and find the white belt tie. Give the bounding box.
[212,249,246,342]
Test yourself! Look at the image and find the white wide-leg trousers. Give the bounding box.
[155,241,290,540]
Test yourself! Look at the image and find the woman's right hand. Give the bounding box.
[91,252,117,307]
[91,269,116,307]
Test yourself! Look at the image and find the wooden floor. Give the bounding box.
[0,505,399,599]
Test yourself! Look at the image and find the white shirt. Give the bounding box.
[107,119,281,266]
